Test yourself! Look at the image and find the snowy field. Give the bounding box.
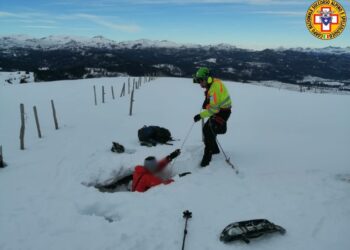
[252,80,350,95]
[0,77,350,250]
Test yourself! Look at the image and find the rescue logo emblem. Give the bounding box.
[306,0,347,40]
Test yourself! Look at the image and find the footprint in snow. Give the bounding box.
[335,174,350,183]
[79,202,121,223]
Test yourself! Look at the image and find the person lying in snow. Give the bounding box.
[132,149,191,192]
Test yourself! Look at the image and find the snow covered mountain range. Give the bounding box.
[0,35,240,51]
[1,35,349,87]
[1,35,350,54]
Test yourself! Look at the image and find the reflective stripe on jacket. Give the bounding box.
[200,78,232,119]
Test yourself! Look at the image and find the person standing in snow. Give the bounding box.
[132,149,190,192]
[193,67,232,167]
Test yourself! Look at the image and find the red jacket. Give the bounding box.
[132,158,174,192]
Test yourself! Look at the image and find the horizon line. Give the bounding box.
[1,33,349,51]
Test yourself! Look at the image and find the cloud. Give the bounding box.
[0,11,52,19]
[75,14,140,32]
[23,25,58,29]
[0,11,59,29]
[0,11,21,18]
[0,10,140,33]
[253,11,305,16]
[45,0,307,7]
[123,0,307,5]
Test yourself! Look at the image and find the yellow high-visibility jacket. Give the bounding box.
[200,78,232,119]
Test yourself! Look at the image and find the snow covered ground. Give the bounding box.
[0,77,349,250]
[253,80,350,95]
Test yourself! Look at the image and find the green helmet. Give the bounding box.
[196,67,210,79]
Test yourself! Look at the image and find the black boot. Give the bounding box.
[200,149,212,167]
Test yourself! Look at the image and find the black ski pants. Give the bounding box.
[203,109,231,153]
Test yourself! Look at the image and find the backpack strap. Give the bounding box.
[140,140,156,147]
[162,142,174,146]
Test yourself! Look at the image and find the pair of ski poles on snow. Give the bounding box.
[171,120,239,174]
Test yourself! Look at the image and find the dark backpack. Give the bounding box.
[138,126,173,145]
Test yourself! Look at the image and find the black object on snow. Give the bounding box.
[140,141,156,147]
[111,142,136,154]
[220,219,286,244]
[181,210,192,250]
[111,142,125,153]
[138,126,174,146]
[179,172,191,178]
[0,145,6,168]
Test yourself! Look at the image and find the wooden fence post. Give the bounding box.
[93,85,97,105]
[111,86,115,100]
[51,100,59,130]
[20,103,25,150]
[129,89,135,116]
[120,82,125,97]
[102,85,105,103]
[33,106,42,138]
[0,145,4,168]
[128,78,130,94]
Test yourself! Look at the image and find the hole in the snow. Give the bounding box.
[82,173,133,193]
[336,174,350,183]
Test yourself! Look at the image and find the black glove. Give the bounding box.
[168,149,181,160]
[193,114,201,123]
[179,172,191,177]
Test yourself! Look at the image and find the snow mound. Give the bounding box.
[205,58,217,63]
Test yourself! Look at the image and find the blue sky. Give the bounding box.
[0,0,349,49]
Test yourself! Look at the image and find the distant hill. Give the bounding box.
[0,35,349,88]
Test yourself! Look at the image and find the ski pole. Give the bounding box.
[208,122,239,174]
[171,122,195,168]
[215,137,239,174]
[180,122,195,150]
[181,210,192,250]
